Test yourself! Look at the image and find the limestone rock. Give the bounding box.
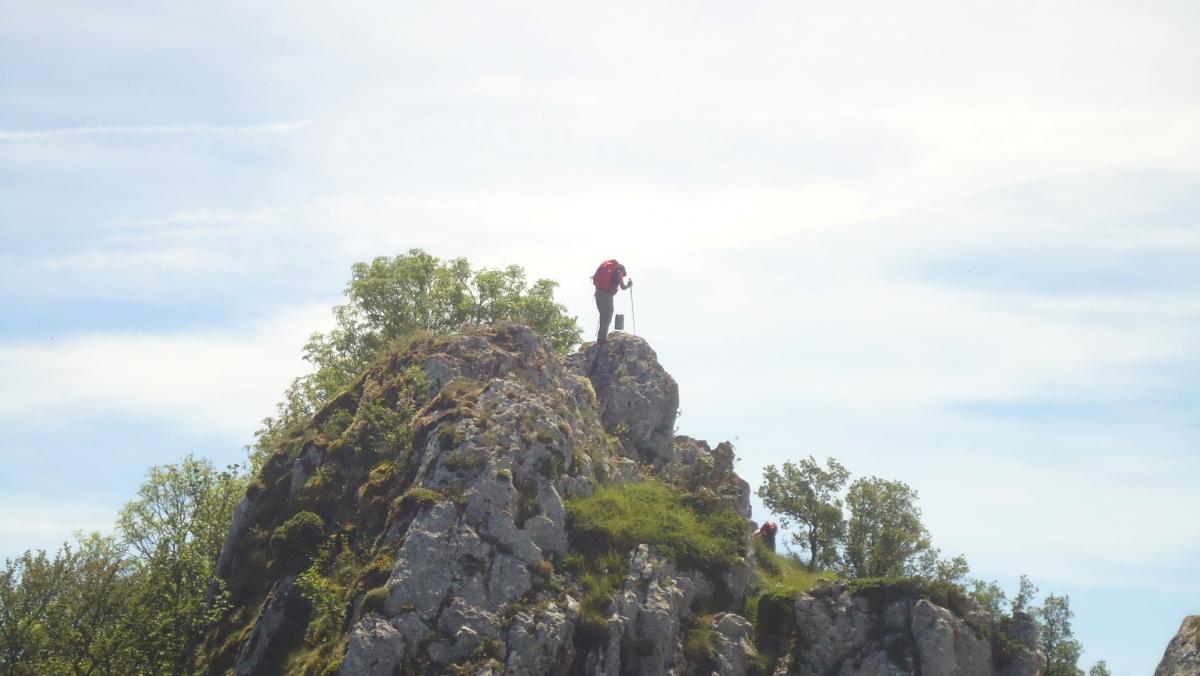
[503,596,579,675]
[711,613,759,676]
[778,585,1044,676]
[588,545,689,676]
[339,615,406,676]
[233,576,304,676]
[202,324,1039,676]
[567,334,679,463]
[998,611,1046,676]
[1155,616,1200,676]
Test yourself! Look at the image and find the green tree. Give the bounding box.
[1012,574,1039,614]
[915,549,970,585]
[43,534,136,675]
[756,457,849,571]
[0,535,138,675]
[1038,593,1084,676]
[844,476,931,578]
[116,455,247,675]
[254,250,580,465]
[0,549,69,674]
[966,578,1010,621]
[1087,661,1111,676]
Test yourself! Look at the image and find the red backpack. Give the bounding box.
[592,259,622,292]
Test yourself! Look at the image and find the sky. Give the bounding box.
[1,1,1197,673]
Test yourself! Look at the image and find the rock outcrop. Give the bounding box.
[197,326,1046,676]
[763,583,1044,676]
[1156,616,1200,676]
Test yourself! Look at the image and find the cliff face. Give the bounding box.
[198,325,1044,676]
[762,583,1045,676]
[1155,616,1200,676]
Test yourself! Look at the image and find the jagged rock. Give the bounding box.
[504,596,580,675]
[779,585,1044,676]
[711,613,758,676]
[666,436,753,520]
[339,615,406,675]
[587,545,688,676]
[1155,616,1200,676]
[567,334,679,463]
[233,576,304,676]
[998,611,1046,676]
[214,493,252,578]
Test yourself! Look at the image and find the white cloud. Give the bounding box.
[0,305,332,440]
[0,121,312,142]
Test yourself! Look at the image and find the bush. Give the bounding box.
[270,512,326,569]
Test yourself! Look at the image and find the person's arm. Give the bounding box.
[620,277,632,290]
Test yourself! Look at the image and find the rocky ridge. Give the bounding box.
[199,324,1045,675]
[1155,616,1200,676]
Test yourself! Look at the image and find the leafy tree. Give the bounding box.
[43,534,135,675]
[0,549,69,674]
[1087,661,1111,676]
[117,455,246,564]
[1012,574,1039,614]
[844,476,931,578]
[914,549,970,585]
[1,535,138,675]
[966,578,1010,620]
[756,457,849,571]
[116,455,247,675]
[253,250,580,466]
[1038,593,1084,676]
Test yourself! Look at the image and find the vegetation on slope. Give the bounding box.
[253,250,582,470]
[562,478,751,650]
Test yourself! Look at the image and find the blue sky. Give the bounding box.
[2,2,1197,673]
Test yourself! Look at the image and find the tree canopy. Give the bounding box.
[254,250,581,465]
[756,456,849,571]
[0,456,246,675]
[844,476,931,578]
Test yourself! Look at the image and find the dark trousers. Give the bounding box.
[595,290,615,343]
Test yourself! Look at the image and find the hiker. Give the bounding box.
[753,521,778,552]
[592,259,632,344]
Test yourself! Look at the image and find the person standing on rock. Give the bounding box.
[592,259,632,344]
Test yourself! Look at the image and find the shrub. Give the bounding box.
[297,565,342,645]
[683,615,718,668]
[270,512,326,569]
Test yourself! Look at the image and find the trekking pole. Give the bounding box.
[630,286,637,335]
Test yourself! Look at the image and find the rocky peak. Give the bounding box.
[566,334,680,464]
[198,324,1045,676]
